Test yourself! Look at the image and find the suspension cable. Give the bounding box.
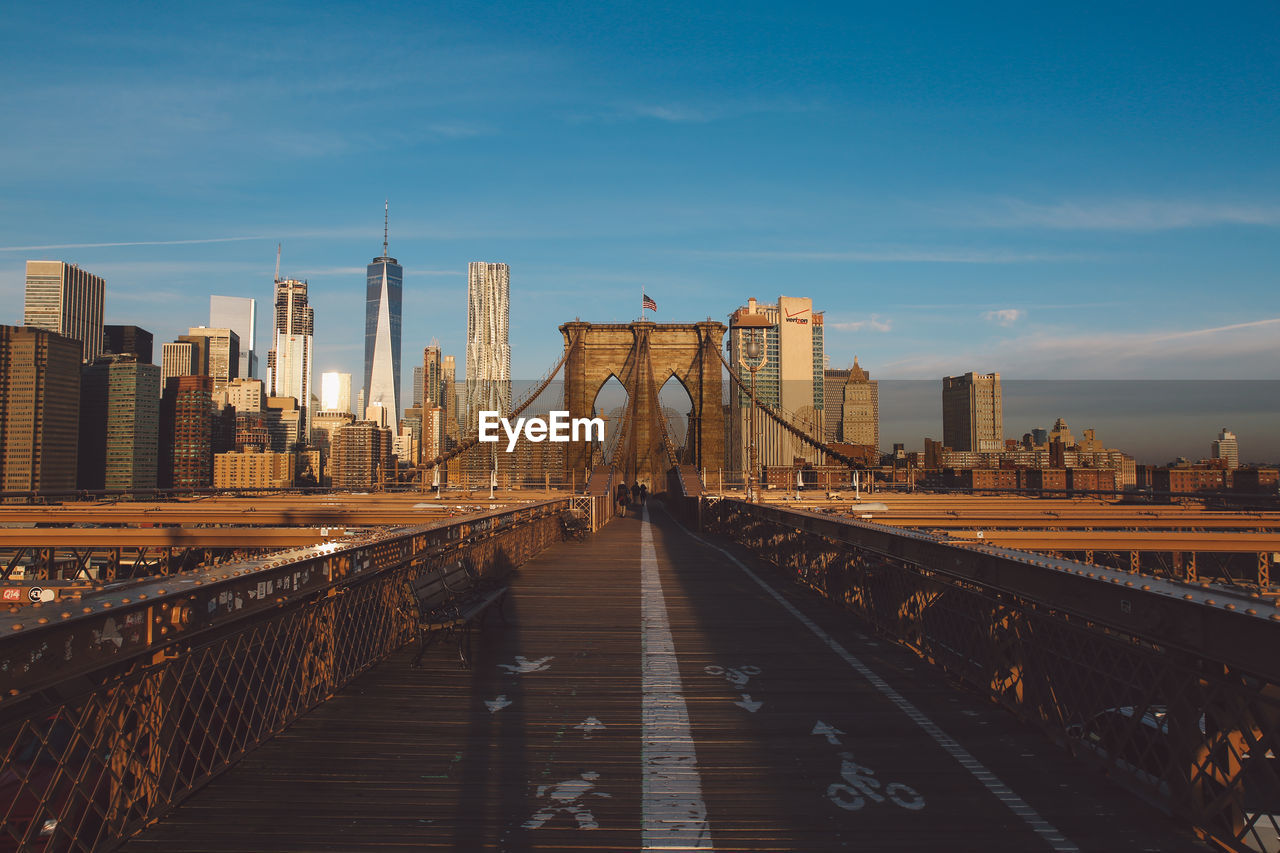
[641,335,681,469]
[713,344,862,469]
[418,331,583,472]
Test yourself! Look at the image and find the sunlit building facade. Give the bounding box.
[364,213,403,427]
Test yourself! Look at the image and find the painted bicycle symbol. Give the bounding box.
[827,751,925,812]
[704,664,761,689]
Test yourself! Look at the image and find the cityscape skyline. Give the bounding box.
[1,2,1277,400]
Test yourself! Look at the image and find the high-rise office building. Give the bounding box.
[161,341,197,390]
[215,377,266,413]
[78,355,161,491]
[823,367,852,444]
[412,366,424,408]
[727,296,825,470]
[465,262,511,425]
[311,409,356,463]
[264,396,303,451]
[364,204,403,426]
[331,421,393,490]
[421,343,444,455]
[267,269,314,437]
[442,354,459,439]
[320,371,352,413]
[840,358,879,451]
[0,326,82,492]
[24,261,105,362]
[942,372,1003,453]
[1212,428,1239,470]
[103,325,153,364]
[160,374,214,489]
[422,343,443,408]
[182,327,240,391]
[210,295,257,379]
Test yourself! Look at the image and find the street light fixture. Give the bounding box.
[742,330,764,503]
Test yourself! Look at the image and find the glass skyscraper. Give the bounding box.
[210,295,257,379]
[266,275,314,437]
[364,204,403,425]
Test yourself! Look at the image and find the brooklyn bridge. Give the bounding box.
[1,321,1277,852]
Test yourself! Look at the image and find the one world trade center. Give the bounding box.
[364,201,402,425]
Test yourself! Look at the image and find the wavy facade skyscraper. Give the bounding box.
[364,203,403,426]
[464,262,510,426]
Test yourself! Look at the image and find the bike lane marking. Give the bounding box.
[673,512,1078,853]
[641,504,714,850]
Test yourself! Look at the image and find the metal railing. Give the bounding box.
[0,497,598,851]
[699,497,1280,853]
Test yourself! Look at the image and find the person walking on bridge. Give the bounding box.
[639,483,648,505]
[615,482,628,518]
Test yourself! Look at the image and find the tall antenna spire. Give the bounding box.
[383,199,389,257]
[274,244,281,284]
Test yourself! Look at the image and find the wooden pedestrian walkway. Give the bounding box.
[124,502,1203,851]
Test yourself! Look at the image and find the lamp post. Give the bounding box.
[743,330,764,503]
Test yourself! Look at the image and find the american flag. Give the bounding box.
[642,294,657,312]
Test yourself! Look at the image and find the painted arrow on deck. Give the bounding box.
[812,720,845,745]
[485,695,512,714]
[734,693,763,713]
[573,716,607,738]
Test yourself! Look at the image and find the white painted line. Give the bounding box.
[641,504,714,850]
[671,510,1078,853]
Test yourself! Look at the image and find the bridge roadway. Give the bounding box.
[123,502,1203,852]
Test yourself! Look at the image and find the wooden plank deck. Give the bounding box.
[123,501,1205,851]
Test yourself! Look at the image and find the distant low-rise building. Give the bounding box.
[214,447,296,489]
[1153,466,1228,495]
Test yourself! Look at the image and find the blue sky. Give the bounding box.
[1,2,1277,446]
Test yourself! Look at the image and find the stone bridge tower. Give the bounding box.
[560,320,725,488]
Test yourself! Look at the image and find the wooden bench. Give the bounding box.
[403,559,509,668]
[561,508,590,542]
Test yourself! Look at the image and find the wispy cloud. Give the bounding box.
[983,308,1023,326]
[686,247,1081,264]
[294,266,464,278]
[0,236,268,252]
[828,314,892,333]
[1147,317,1280,341]
[109,289,184,303]
[879,317,1280,379]
[889,301,1121,311]
[597,98,822,125]
[624,103,717,123]
[970,198,1280,231]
